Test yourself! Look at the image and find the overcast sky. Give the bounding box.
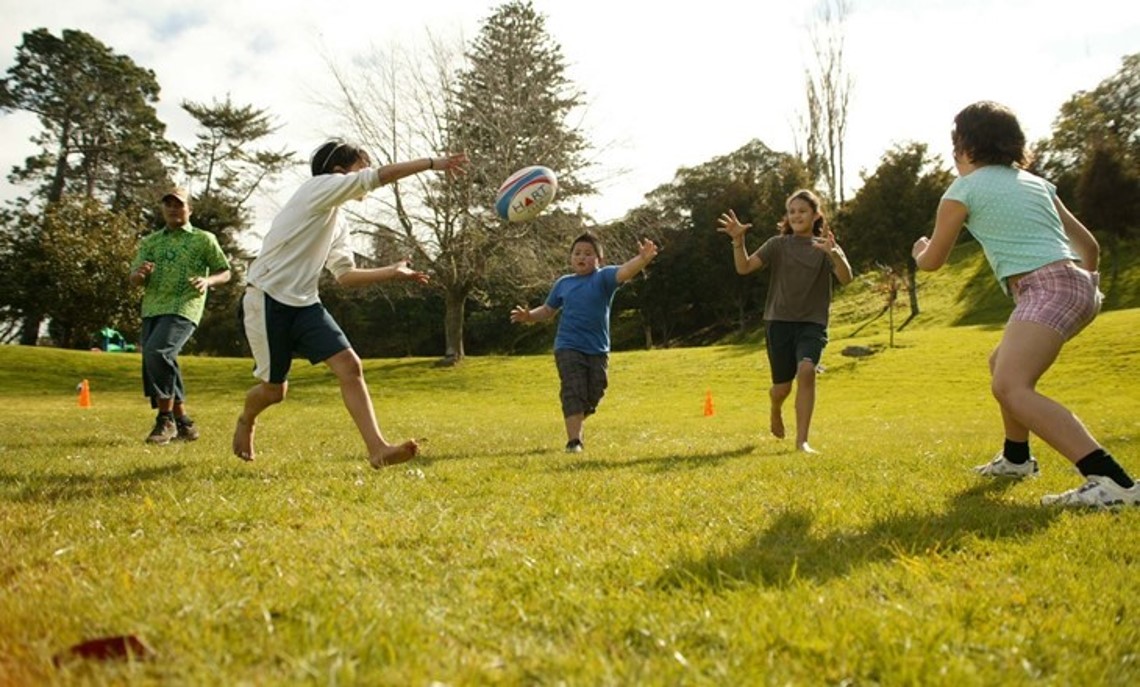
[1,0,1137,228]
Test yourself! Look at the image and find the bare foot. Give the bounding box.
[797,442,819,454]
[232,416,255,462]
[770,406,786,439]
[369,440,419,469]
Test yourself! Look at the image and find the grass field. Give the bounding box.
[2,247,1139,685]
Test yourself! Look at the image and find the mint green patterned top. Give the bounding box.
[130,224,229,324]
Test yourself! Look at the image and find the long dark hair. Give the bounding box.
[777,189,827,237]
[310,139,372,176]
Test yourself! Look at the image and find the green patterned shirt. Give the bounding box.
[130,223,230,324]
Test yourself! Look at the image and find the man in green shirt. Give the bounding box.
[129,187,231,444]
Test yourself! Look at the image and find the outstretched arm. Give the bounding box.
[335,259,430,288]
[511,303,557,324]
[912,199,967,271]
[376,152,469,186]
[717,210,763,274]
[616,238,658,283]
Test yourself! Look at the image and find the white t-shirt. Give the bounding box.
[247,168,382,307]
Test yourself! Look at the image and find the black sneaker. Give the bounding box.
[146,414,177,445]
[175,416,199,442]
[564,439,583,453]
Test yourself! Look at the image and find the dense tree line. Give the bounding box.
[2,6,1136,357]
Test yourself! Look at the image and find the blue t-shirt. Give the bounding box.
[942,165,1077,294]
[545,265,621,354]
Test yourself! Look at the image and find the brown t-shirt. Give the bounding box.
[756,234,835,326]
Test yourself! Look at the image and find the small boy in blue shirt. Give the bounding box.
[511,232,657,452]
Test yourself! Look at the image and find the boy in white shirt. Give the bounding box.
[233,140,467,468]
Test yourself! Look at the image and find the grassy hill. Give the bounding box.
[826,238,1140,345]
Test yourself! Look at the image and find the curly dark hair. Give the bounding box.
[951,101,1031,167]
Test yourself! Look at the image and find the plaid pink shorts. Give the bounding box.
[1009,260,1101,340]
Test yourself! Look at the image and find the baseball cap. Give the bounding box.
[161,187,190,204]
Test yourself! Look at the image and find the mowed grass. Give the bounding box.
[2,300,1139,686]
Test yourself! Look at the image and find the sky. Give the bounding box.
[1,0,1137,229]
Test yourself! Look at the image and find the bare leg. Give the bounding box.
[769,382,791,439]
[991,321,1099,463]
[232,381,285,461]
[565,413,584,443]
[794,360,818,453]
[325,349,417,468]
[989,347,1029,442]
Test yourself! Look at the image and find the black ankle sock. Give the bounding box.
[1076,449,1135,489]
[1003,439,1030,465]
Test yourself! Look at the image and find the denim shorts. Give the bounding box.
[1009,261,1100,340]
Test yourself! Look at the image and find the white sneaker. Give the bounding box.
[975,452,1039,478]
[1041,475,1140,508]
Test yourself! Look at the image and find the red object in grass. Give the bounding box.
[54,635,155,665]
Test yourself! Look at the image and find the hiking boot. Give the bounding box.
[175,416,199,442]
[146,415,177,445]
[565,439,583,454]
[975,452,1038,478]
[1040,475,1140,508]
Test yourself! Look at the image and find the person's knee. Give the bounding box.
[261,382,287,405]
[770,382,793,401]
[330,350,364,380]
[990,375,1026,408]
[142,347,169,368]
[796,360,817,387]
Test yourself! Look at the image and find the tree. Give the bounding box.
[0,197,140,349]
[177,97,298,355]
[796,0,854,205]
[325,0,593,363]
[0,28,172,344]
[1074,144,1140,292]
[1036,52,1140,205]
[619,140,810,345]
[837,142,952,327]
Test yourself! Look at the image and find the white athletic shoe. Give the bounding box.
[975,452,1039,478]
[1040,475,1140,508]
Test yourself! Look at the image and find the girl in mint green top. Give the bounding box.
[912,100,1137,509]
[940,165,1077,295]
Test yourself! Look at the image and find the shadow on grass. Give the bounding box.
[0,463,186,503]
[952,258,1012,328]
[0,436,135,451]
[659,479,1058,590]
[555,444,758,474]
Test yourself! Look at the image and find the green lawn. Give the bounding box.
[3,242,1140,685]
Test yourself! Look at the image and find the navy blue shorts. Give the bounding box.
[765,320,828,384]
[240,286,350,383]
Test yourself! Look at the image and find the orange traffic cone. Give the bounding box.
[78,379,92,408]
[703,389,715,417]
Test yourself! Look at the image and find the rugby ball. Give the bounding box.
[495,166,558,222]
